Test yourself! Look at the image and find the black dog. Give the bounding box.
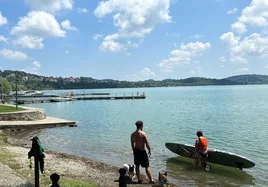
[119,168,127,187]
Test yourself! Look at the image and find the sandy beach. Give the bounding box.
[0,131,178,187]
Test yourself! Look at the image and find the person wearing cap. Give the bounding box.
[194,130,208,168]
[131,120,155,184]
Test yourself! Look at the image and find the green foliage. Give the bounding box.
[1,70,267,91]
[1,78,11,95]
[226,74,268,84]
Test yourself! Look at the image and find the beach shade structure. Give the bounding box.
[28,136,45,187]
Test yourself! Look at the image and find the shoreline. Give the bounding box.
[0,131,178,187]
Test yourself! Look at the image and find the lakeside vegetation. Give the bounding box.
[1,70,268,92]
[0,105,25,113]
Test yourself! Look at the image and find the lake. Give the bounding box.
[24,85,268,186]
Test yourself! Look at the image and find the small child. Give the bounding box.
[50,173,60,187]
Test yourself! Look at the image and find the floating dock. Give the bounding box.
[12,92,146,105]
[9,92,111,98]
[15,96,145,104]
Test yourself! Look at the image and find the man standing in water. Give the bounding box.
[194,130,208,169]
[131,121,155,184]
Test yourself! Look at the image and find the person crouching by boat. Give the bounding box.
[194,130,208,168]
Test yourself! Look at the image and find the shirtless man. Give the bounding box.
[131,121,155,184]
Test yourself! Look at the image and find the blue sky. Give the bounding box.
[0,0,268,80]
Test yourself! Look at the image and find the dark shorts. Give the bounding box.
[199,151,208,158]
[133,148,149,168]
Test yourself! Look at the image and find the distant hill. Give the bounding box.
[226,74,268,84]
[1,70,267,91]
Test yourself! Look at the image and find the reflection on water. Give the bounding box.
[166,156,255,186]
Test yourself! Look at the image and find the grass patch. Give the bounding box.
[0,104,25,112]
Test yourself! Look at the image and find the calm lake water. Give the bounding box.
[24,85,268,186]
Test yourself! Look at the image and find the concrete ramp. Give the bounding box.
[0,117,76,130]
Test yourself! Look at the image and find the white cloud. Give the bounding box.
[77,8,88,14]
[65,50,69,54]
[100,40,125,52]
[219,56,226,62]
[191,34,204,39]
[227,8,238,15]
[0,49,29,60]
[0,35,8,44]
[180,42,210,51]
[221,32,268,63]
[231,0,268,33]
[0,12,8,26]
[23,61,41,74]
[11,11,66,38]
[141,68,155,76]
[99,40,139,52]
[220,32,239,46]
[125,68,156,81]
[93,34,103,40]
[231,22,247,34]
[127,41,139,48]
[13,36,44,49]
[235,68,249,73]
[25,0,73,13]
[158,41,211,71]
[94,0,172,51]
[33,61,41,68]
[239,0,268,27]
[61,20,78,31]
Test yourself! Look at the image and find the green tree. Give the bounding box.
[1,78,11,95]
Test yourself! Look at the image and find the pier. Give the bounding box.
[10,92,146,105]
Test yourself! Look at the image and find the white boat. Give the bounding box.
[25,90,45,96]
[51,97,72,102]
[11,90,27,96]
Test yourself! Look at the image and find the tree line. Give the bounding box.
[1,70,268,95]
